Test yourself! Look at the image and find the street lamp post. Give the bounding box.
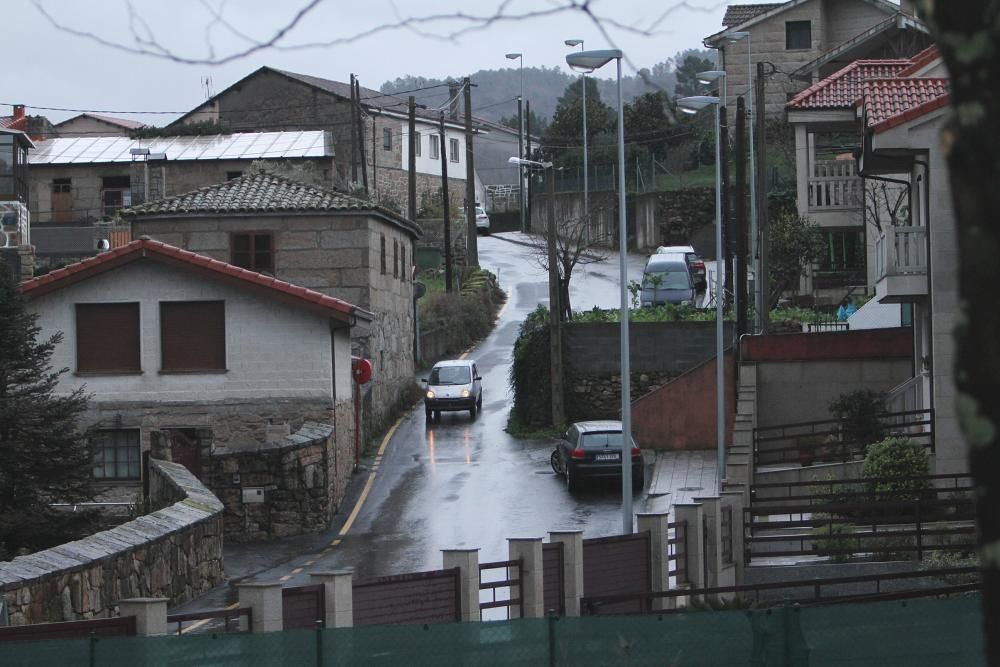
[506,53,526,233]
[565,39,589,242]
[677,87,726,485]
[566,48,632,535]
[509,156,564,428]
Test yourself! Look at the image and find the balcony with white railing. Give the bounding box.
[875,225,928,302]
[807,160,863,227]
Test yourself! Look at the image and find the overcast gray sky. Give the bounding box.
[8,0,733,125]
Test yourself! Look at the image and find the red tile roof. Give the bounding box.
[0,115,25,130]
[786,60,911,110]
[860,77,950,133]
[895,45,940,77]
[19,238,372,323]
[721,3,784,27]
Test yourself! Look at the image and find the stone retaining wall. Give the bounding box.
[0,460,224,625]
[568,371,679,422]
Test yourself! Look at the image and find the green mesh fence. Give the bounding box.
[0,594,985,666]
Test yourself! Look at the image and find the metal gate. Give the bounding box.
[282,584,325,630]
[352,567,461,627]
[580,532,651,615]
[542,542,565,616]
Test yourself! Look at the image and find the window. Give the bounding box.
[225,171,243,180]
[93,429,141,480]
[383,127,392,151]
[414,131,421,157]
[52,178,71,193]
[393,239,399,278]
[101,175,131,217]
[160,301,226,372]
[430,135,440,159]
[76,303,141,373]
[786,20,811,49]
[380,234,387,275]
[401,246,407,281]
[815,229,866,288]
[449,138,460,163]
[231,233,273,273]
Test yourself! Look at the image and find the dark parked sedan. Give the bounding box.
[552,420,644,492]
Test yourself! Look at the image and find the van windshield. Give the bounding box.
[429,366,471,385]
[642,270,690,290]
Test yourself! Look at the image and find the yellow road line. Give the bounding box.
[179,602,239,634]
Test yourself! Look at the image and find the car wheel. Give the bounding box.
[550,449,563,475]
[567,466,581,493]
[469,406,477,419]
[425,407,432,420]
[632,470,645,492]
[433,410,440,421]
[476,394,483,411]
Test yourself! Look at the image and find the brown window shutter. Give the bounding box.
[76,303,141,373]
[160,301,226,371]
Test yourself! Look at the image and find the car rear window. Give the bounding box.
[580,431,627,449]
[430,366,471,384]
[642,270,691,290]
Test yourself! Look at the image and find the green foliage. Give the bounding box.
[811,520,854,562]
[674,52,716,98]
[419,268,505,361]
[862,437,931,501]
[0,267,96,555]
[768,211,825,308]
[131,119,229,138]
[828,389,888,449]
[508,306,554,429]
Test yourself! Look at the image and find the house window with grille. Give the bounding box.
[231,233,273,273]
[383,127,392,151]
[430,135,440,159]
[93,429,141,480]
[101,175,132,218]
[815,228,866,288]
[393,239,399,278]
[449,138,460,163]
[401,246,407,281]
[76,303,141,374]
[380,234,387,275]
[160,301,226,372]
[786,20,811,49]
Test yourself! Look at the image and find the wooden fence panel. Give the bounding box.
[581,532,651,615]
[353,568,460,627]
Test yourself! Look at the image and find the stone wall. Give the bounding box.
[568,371,679,423]
[0,459,224,625]
[203,422,338,541]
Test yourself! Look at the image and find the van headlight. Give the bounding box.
[461,389,471,398]
[426,390,436,399]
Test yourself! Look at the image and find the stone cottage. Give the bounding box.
[124,172,421,436]
[20,238,373,539]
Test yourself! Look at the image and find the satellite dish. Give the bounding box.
[97,239,111,252]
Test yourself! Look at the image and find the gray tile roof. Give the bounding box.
[722,3,785,26]
[122,172,421,237]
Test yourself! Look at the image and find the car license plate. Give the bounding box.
[595,453,620,461]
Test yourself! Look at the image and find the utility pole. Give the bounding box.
[756,62,769,333]
[464,78,478,267]
[735,97,748,339]
[355,78,368,194]
[440,112,453,292]
[350,74,358,185]
[526,100,533,232]
[517,96,525,233]
[408,96,417,222]
[546,165,565,428]
[371,116,377,197]
[720,100,732,311]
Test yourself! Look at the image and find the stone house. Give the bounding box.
[52,113,147,138]
[124,172,421,436]
[170,66,479,214]
[704,0,930,118]
[26,130,334,267]
[19,238,373,539]
[853,50,959,475]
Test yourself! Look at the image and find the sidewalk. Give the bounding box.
[645,450,719,514]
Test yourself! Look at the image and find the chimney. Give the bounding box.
[13,105,25,122]
[448,81,461,121]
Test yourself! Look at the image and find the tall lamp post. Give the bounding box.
[509,156,564,428]
[566,48,632,534]
[506,53,526,233]
[677,85,726,484]
[564,39,589,241]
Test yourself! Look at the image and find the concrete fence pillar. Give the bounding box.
[442,548,481,622]
[310,570,353,628]
[508,537,544,619]
[548,530,584,617]
[237,582,284,633]
[637,512,670,610]
[673,502,705,594]
[118,598,168,636]
[694,496,722,590]
[721,486,747,586]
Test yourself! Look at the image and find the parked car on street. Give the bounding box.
[640,254,695,307]
[422,359,483,420]
[656,245,706,290]
[551,420,644,492]
[475,206,491,235]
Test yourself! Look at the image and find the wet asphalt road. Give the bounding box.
[196,233,657,601]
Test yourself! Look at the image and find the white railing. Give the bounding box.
[808,160,862,210]
[886,374,925,414]
[876,225,928,279]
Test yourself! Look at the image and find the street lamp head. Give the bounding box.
[565,39,584,47]
[566,48,623,73]
[676,95,720,114]
[508,156,552,169]
[696,70,726,85]
[505,53,522,60]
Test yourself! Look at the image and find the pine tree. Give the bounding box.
[0,265,94,556]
